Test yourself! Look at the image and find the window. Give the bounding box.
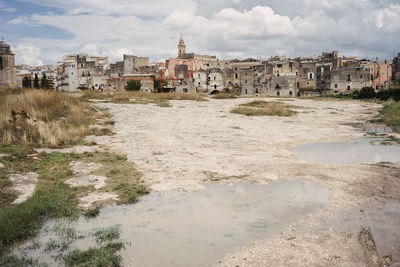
[347,75,351,81]
[245,89,248,94]
[277,92,280,96]
[214,77,216,81]
[235,73,238,79]
[289,91,293,96]
[198,74,200,78]
[360,75,363,79]
[335,84,338,88]
[347,85,350,90]
[245,80,248,85]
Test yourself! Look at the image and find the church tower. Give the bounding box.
[0,39,17,87]
[178,36,186,58]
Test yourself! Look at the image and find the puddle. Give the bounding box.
[345,123,395,133]
[293,139,400,164]
[14,181,329,267]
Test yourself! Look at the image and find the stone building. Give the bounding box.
[193,70,208,93]
[208,68,225,94]
[57,54,109,91]
[372,60,392,90]
[393,53,400,84]
[330,67,372,93]
[106,75,154,92]
[109,54,150,78]
[0,40,17,87]
[265,75,297,97]
[166,36,217,78]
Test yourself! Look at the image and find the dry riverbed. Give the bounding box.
[91,97,400,266]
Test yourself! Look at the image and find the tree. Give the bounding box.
[22,76,32,88]
[357,87,376,99]
[41,73,49,89]
[125,80,141,91]
[33,73,40,89]
[154,80,161,93]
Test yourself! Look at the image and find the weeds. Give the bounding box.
[64,242,124,267]
[212,93,237,99]
[0,88,97,147]
[81,91,207,107]
[94,225,121,244]
[231,101,297,117]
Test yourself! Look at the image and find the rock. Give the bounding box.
[0,162,4,168]
[65,175,107,189]
[69,161,103,176]
[35,145,99,154]
[9,172,39,184]
[78,192,119,209]
[9,172,39,204]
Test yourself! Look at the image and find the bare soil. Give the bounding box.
[93,97,400,266]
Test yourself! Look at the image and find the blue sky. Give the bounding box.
[1,0,400,65]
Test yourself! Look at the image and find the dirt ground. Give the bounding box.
[94,97,400,266]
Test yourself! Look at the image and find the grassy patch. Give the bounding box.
[64,242,124,267]
[0,182,77,253]
[94,225,121,244]
[231,101,297,117]
[71,151,149,204]
[212,93,237,99]
[380,102,400,129]
[83,207,100,218]
[0,88,97,147]
[81,91,207,107]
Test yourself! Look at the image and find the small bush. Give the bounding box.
[125,80,141,91]
[357,87,376,99]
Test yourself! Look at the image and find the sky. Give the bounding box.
[0,0,399,66]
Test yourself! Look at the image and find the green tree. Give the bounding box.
[22,76,32,88]
[125,80,141,91]
[41,73,49,89]
[33,73,40,89]
[357,87,376,99]
[154,80,161,93]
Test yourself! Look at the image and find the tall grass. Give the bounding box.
[0,88,96,147]
[380,101,400,128]
[231,100,297,116]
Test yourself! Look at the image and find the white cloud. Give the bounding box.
[8,0,400,64]
[3,7,17,13]
[13,44,43,66]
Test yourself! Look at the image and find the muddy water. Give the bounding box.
[15,181,329,267]
[293,139,400,164]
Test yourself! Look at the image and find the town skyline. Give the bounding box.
[1,0,400,66]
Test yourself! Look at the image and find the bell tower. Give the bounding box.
[178,35,186,58]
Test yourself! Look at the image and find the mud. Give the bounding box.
[89,97,400,266]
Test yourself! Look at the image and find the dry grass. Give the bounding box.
[0,88,96,147]
[212,93,237,99]
[81,91,206,107]
[231,100,297,117]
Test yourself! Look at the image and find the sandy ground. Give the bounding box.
[93,97,400,266]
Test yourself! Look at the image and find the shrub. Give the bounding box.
[357,87,376,99]
[125,80,141,91]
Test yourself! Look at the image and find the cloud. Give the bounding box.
[13,44,43,66]
[8,0,400,65]
[3,7,17,13]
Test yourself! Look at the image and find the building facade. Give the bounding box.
[0,40,17,87]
